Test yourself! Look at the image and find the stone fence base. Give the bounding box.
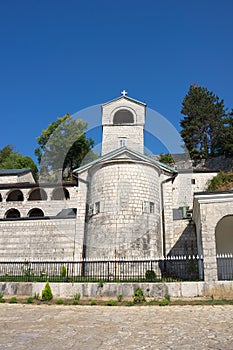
[0,281,233,299]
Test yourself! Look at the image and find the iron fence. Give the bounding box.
[217,254,233,280]
[0,256,203,282]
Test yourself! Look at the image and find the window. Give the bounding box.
[119,139,126,147]
[142,201,155,214]
[52,187,70,200]
[149,202,154,214]
[28,208,44,218]
[113,109,134,124]
[191,179,196,185]
[95,202,100,214]
[5,208,20,218]
[6,190,24,201]
[28,188,47,201]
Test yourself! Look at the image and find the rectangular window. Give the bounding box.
[94,201,100,214]
[149,202,154,214]
[120,139,126,147]
[191,179,195,184]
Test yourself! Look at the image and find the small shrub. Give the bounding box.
[117,294,123,302]
[91,300,97,305]
[56,299,64,305]
[60,265,67,278]
[27,297,34,304]
[107,299,117,306]
[9,297,18,304]
[73,293,81,305]
[159,298,169,306]
[0,298,5,303]
[133,288,146,304]
[145,270,156,282]
[74,293,80,302]
[164,293,170,302]
[42,281,53,301]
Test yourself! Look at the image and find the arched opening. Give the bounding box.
[28,188,47,201]
[215,215,233,280]
[28,208,44,218]
[215,215,233,254]
[0,193,2,202]
[6,190,24,202]
[113,109,134,124]
[51,187,70,200]
[5,208,21,218]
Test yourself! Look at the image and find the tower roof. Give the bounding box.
[102,95,146,107]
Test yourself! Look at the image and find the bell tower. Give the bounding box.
[101,91,146,155]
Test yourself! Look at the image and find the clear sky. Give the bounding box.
[0,0,233,163]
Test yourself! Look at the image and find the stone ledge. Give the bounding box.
[1,281,233,299]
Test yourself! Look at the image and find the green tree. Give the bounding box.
[0,145,38,177]
[180,84,226,160]
[158,153,174,165]
[35,114,95,178]
[218,110,233,157]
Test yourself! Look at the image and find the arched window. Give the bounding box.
[5,208,20,218]
[51,187,70,200]
[113,109,134,124]
[28,208,44,218]
[28,188,47,201]
[6,190,24,201]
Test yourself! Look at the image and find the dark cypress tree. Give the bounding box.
[180,84,226,160]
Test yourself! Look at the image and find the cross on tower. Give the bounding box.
[121,89,127,96]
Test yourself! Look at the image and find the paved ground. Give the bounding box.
[0,304,233,349]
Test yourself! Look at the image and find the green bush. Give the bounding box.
[159,298,169,306]
[56,299,64,305]
[107,299,117,306]
[73,293,81,305]
[133,288,146,304]
[91,300,97,305]
[9,297,18,304]
[145,270,156,282]
[208,171,233,191]
[42,281,53,301]
[0,298,5,303]
[27,297,34,304]
[164,293,170,302]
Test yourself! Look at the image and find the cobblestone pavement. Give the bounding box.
[0,304,233,350]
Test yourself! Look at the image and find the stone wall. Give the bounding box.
[0,218,78,260]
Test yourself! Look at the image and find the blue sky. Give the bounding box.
[0,0,233,163]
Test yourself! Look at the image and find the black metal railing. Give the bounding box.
[217,254,233,280]
[0,256,203,282]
